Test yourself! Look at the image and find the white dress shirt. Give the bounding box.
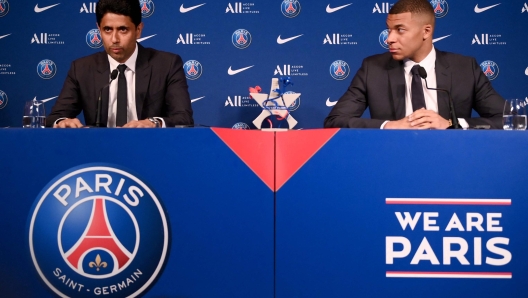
[105,44,165,127]
[403,46,438,116]
[107,44,138,128]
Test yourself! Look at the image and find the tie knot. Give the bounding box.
[411,64,421,76]
[117,64,127,73]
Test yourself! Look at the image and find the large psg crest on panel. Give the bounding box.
[28,164,170,297]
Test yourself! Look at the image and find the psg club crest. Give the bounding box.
[37,59,57,79]
[183,60,203,80]
[480,60,499,80]
[379,29,389,49]
[139,0,155,18]
[329,60,350,80]
[0,90,8,109]
[86,29,103,49]
[232,29,252,49]
[28,164,170,298]
[430,0,448,18]
[0,0,9,17]
[281,0,301,18]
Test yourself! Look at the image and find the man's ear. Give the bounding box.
[136,22,144,39]
[423,24,433,40]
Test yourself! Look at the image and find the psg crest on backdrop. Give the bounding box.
[0,90,8,109]
[37,59,57,80]
[281,0,301,18]
[0,0,9,17]
[27,164,170,297]
[86,29,103,49]
[232,29,252,49]
[139,0,155,18]
[430,0,449,18]
[480,60,500,81]
[329,60,350,81]
[379,29,389,49]
[183,60,203,80]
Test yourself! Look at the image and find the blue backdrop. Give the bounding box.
[0,0,526,128]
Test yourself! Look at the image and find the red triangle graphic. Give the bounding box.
[275,129,339,191]
[212,128,275,191]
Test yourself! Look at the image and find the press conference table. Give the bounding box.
[1,128,527,298]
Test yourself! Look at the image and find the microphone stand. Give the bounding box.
[95,69,118,127]
[418,67,460,129]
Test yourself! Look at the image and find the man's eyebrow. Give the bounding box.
[387,23,405,28]
[102,26,130,30]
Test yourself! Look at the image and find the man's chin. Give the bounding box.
[108,53,126,63]
[390,53,405,61]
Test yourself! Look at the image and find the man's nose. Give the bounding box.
[386,31,396,45]
[111,31,119,44]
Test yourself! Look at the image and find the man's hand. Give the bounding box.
[385,109,451,130]
[408,109,451,130]
[384,117,413,129]
[54,118,83,128]
[121,119,157,128]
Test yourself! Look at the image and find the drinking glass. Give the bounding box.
[503,98,527,130]
[22,98,46,128]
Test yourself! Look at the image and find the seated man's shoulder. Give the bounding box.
[436,50,475,63]
[363,52,396,66]
[142,47,182,62]
[72,51,106,65]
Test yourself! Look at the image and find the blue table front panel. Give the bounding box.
[0,128,273,298]
[276,130,528,298]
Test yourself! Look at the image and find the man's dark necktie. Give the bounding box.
[116,64,128,127]
[411,64,426,111]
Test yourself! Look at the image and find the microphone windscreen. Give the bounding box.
[418,66,427,79]
[110,69,118,80]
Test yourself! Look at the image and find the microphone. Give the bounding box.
[95,69,118,127]
[417,66,460,129]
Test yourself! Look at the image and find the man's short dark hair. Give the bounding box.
[389,0,435,26]
[96,0,142,27]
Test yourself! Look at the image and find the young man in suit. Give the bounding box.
[47,0,194,128]
[324,0,505,129]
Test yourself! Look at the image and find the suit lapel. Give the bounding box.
[135,44,152,119]
[387,59,406,119]
[435,50,451,120]
[95,52,110,126]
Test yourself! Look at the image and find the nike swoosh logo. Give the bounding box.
[474,3,501,13]
[137,34,156,42]
[228,65,254,75]
[191,96,205,103]
[180,3,206,13]
[525,67,528,76]
[277,34,303,44]
[37,96,58,103]
[432,34,451,43]
[34,3,60,13]
[326,3,352,13]
[41,96,58,103]
[0,34,11,40]
[326,98,338,107]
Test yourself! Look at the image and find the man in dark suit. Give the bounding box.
[324,0,504,129]
[46,0,193,128]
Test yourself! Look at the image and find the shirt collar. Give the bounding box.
[403,46,436,75]
[107,43,138,73]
